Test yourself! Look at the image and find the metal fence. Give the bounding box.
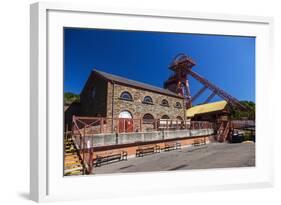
[69,115,215,175]
[231,120,255,129]
[72,115,214,136]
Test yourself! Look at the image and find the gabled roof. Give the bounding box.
[93,69,183,98]
[186,100,228,118]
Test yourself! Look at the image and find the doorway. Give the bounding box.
[118,111,133,133]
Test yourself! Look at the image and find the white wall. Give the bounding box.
[0,0,280,204]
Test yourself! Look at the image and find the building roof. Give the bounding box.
[186,100,228,118]
[93,69,183,98]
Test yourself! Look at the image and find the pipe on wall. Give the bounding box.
[111,81,115,131]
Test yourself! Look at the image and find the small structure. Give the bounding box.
[186,100,231,142]
[186,100,230,122]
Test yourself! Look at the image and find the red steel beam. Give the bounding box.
[187,69,247,110]
[204,92,216,104]
[191,86,208,102]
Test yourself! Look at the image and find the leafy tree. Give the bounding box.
[230,101,255,120]
[64,92,80,104]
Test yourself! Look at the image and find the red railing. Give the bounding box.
[218,121,230,142]
[190,121,214,129]
[70,116,214,174]
[215,122,224,141]
[71,116,100,174]
[72,115,214,136]
[231,120,255,129]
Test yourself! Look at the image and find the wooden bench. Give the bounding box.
[192,139,206,147]
[162,142,181,152]
[95,150,127,167]
[136,144,160,157]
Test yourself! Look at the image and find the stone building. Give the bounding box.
[78,69,186,132]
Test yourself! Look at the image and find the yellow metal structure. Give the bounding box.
[186,100,227,118]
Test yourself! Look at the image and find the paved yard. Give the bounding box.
[93,142,255,174]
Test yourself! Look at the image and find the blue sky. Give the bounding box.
[64,28,255,104]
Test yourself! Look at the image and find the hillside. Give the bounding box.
[64,92,80,104]
[230,101,255,120]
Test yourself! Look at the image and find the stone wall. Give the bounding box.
[106,82,185,121]
[78,73,186,133]
[82,128,214,147]
[79,73,108,117]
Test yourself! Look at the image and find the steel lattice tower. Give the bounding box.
[164,53,247,110]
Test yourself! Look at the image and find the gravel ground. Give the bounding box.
[93,142,255,174]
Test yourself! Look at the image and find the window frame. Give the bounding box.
[119,91,134,101]
[142,96,154,105]
[142,113,155,124]
[160,99,170,107]
[175,102,182,109]
[161,115,170,119]
[176,116,184,121]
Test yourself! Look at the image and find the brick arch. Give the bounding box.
[142,113,155,124]
[118,110,134,133]
[176,116,183,121]
[118,110,133,119]
[175,102,182,108]
[161,99,169,107]
[161,115,170,119]
[120,91,133,101]
[143,96,153,104]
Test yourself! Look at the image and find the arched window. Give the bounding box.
[142,113,154,124]
[175,102,182,108]
[118,110,133,119]
[161,115,170,119]
[143,96,153,104]
[120,91,133,101]
[176,116,184,129]
[161,99,169,107]
[176,116,183,121]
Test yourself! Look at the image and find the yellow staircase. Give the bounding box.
[64,135,84,176]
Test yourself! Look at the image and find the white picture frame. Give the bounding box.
[30,2,274,202]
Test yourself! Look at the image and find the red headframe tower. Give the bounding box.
[164,53,195,109]
[164,53,247,111]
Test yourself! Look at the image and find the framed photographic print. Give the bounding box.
[30,2,274,202]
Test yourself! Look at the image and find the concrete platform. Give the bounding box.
[93,142,255,174]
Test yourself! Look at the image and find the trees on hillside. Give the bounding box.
[230,101,255,120]
[64,92,80,104]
